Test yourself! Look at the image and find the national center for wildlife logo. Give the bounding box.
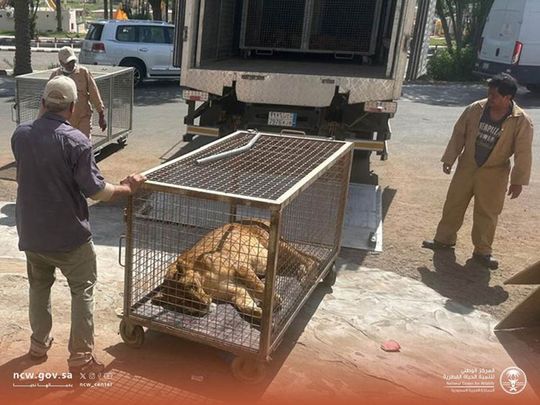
[499,366,527,394]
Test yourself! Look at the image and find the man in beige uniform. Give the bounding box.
[423,74,533,269]
[49,47,107,138]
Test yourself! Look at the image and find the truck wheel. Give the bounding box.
[230,356,267,384]
[119,319,145,348]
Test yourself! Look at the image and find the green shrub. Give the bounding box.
[426,46,478,81]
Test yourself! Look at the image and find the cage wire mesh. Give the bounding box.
[127,132,351,356]
[310,0,382,53]
[15,65,133,151]
[241,0,382,55]
[148,132,344,200]
[201,0,237,61]
[244,0,305,50]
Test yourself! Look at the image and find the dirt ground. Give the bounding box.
[346,151,539,321]
[342,84,540,322]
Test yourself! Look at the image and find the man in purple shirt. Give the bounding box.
[11,76,146,375]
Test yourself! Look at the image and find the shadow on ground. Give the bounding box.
[418,249,509,313]
[134,81,182,107]
[0,202,15,227]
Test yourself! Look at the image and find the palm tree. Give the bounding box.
[14,0,32,76]
[56,0,62,32]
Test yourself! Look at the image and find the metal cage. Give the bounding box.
[240,0,384,55]
[13,65,133,153]
[121,131,352,379]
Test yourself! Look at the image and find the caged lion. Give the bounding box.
[152,220,318,321]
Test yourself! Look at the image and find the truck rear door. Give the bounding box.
[479,0,525,65]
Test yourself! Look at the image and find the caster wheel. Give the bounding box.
[230,356,267,385]
[321,264,337,287]
[117,137,127,146]
[119,319,145,348]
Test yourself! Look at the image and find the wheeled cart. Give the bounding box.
[13,65,133,153]
[119,130,352,382]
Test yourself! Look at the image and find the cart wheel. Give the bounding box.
[230,356,267,385]
[117,136,127,147]
[119,319,145,348]
[321,264,337,287]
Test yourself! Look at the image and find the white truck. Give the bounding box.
[474,0,540,93]
[172,0,416,249]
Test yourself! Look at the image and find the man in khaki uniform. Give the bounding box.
[423,74,533,269]
[49,47,107,138]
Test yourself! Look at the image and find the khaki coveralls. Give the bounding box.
[435,99,533,255]
[49,66,105,138]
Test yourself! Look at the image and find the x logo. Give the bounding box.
[79,373,87,380]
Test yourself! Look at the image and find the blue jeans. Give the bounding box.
[26,241,97,367]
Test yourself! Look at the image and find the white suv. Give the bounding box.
[80,20,180,86]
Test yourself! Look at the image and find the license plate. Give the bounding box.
[364,101,398,114]
[482,62,490,70]
[268,112,297,127]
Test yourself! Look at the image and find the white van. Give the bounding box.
[474,0,540,92]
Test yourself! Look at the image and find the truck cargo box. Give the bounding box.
[241,0,384,55]
[179,0,415,107]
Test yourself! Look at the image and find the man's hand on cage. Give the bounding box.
[99,112,107,131]
[120,174,147,194]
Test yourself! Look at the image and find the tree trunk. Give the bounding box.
[149,0,162,20]
[29,0,39,39]
[56,0,62,32]
[454,0,464,51]
[104,0,109,19]
[436,0,454,54]
[444,0,460,51]
[165,0,169,22]
[469,0,494,50]
[14,0,32,75]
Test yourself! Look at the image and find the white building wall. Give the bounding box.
[0,8,82,33]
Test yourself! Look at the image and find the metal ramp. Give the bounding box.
[341,183,383,252]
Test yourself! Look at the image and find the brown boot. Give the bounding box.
[422,240,455,250]
[473,253,499,270]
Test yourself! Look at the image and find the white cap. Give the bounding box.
[58,46,77,64]
[43,76,77,105]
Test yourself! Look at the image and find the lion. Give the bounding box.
[151,220,318,320]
